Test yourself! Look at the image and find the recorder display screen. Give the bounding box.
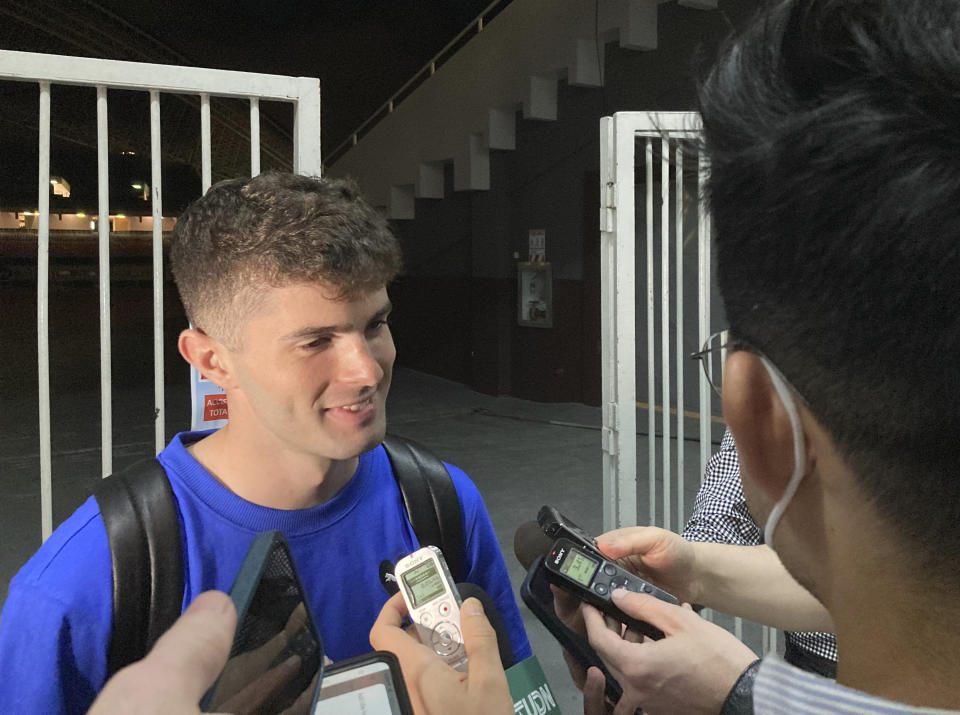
[401,560,446,607]
[559,549,599,586]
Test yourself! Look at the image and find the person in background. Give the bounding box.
[683,429,837,678]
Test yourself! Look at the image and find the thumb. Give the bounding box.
[145,590,237,698]
[459,598,510,697]
[459,597,501,665]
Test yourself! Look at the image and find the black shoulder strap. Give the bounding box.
[382,434,465,581]
[94,458,183,678]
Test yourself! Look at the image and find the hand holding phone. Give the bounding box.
[394,546,468,672]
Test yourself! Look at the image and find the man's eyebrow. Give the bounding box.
[282,301,392,341]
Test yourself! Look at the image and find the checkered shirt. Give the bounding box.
[681,430,838,663]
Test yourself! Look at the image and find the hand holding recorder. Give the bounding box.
[370,592,512,715]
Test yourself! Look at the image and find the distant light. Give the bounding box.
[76,212,86,218]
[115,214,126,219]
[131,183,142,190]
[121,151,136,156]
[90,221,96,230]
[49,179,57,185]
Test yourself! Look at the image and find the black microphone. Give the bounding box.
[513,520,554,571]
[455,583,516,669]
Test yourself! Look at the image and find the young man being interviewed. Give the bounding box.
[0,172,530,714]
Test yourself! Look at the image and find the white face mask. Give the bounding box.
[758,355,806,551]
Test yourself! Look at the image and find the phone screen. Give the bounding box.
[203,532,324,714]
[314,654,413,715]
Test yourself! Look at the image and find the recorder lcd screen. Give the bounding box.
[401,560,446,607]
[559,549,599,586]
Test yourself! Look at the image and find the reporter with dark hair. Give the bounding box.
[574,0,960,711]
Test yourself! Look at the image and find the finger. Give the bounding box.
[595,526,661,559]
[369,593,434,714]
[371,591,411,633]
[609,589,689,636]
[582,666,607,715]
[458,598,510,699]
[143,590,237,700]
[582,605,636,682]
[622,626,644,644]
[551,585,585,633]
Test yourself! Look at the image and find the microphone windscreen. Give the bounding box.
[456,583,515,669]
[513,521,554,571]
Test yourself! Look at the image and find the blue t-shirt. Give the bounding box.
[0,431,531,714]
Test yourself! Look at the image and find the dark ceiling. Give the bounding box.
[0,0,498,190]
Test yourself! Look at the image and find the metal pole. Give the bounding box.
[250,97,261,177]
[96,85,112,478]
[37,80,53,542]
[646,139,656,526]
[675,142,685,528]
[150,90,165,454]
[200,93,211,192]
[660,137,671,531]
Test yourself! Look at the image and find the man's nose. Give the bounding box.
[336,336,384,386]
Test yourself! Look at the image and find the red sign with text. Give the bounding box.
[203,394,228,421]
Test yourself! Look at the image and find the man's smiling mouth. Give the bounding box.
[330,398,372,412]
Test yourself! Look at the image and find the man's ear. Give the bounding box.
[178,328,234,390]
[722,350,798,503]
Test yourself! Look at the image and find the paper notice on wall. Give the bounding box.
[529,229,546,262]
[191,365,228,431]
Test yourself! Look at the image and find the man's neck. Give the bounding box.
[187,425,359,509]
[828,544,960,708]
[834,583,960,709]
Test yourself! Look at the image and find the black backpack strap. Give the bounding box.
[94,458,184,677]
[382,434,465,581]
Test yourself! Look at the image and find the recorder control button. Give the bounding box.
[438,601,452,617]
[420,612,434,627]
[432,624,463,655]
[642,584,652,593]
[603,565,616,576]
[594,583,608,596]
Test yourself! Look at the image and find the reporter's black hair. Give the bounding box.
[698,0,960,586]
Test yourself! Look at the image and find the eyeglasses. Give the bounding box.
[689,329,732,397]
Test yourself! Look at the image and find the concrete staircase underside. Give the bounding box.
[327,0,716,219]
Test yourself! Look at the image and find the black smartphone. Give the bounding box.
[542,537,678,641]
[313,651,414,715]
[537,505,604,559]
[519,558,624,704]
[201,531,324,714]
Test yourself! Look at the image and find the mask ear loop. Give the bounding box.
[758,355,806,551]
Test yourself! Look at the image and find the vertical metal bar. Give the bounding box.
[645,139,656,526]
[612,116,637,529]
[150,91,165,454]
[675,142,685,528]
[37,81,53,542]
[660,137,671,531]
[698,151,712,476]
[293,77,322,176]
[600,117,618,531]
[200,93,212,192]
[96,85,112,478]
[249,97,261,177]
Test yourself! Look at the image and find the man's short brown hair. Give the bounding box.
[170,172,402,346]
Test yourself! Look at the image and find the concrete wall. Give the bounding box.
[345,0,761,403]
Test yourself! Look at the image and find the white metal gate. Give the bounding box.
[600,110,777,655]
[0,49,321,541]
